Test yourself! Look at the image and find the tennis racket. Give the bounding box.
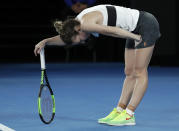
[38,48,55,124]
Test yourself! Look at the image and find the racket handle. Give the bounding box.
[40,48,46,69]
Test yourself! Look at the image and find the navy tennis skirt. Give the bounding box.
[126,11,161,49]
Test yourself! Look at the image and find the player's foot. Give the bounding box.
[98,108,120,124]
[106,110,136,126]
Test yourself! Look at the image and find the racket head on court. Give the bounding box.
[38,70,55,124]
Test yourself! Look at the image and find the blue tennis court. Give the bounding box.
[0,63,179,131]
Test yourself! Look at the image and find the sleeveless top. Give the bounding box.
[76,4,139,37]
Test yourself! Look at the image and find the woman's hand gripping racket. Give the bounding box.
[38,48,55,124]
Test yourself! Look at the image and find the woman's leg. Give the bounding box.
[106,45,155,126]
[117,48,136,110]
[98,48,137,124]
[127,45,155,112]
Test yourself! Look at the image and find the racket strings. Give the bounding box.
[41,86,53,122]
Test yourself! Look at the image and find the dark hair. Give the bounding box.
[54,19,80,45]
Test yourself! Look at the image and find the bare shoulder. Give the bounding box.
[81,11,103,25]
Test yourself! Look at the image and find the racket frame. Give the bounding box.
[38,48,55,124]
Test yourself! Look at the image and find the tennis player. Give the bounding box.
[34,4,161,126]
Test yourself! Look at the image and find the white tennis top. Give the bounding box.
[76,4,139,37]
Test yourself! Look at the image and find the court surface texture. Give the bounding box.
[0,63,179,131]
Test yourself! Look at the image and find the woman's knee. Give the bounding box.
[133,67,148,78]
[124,67,134,77]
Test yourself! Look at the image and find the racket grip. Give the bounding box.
[40,48,46,69]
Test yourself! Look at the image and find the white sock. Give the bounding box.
[117,106,124,113]
[126,108,134,116]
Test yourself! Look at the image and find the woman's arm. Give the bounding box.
[34,35,65,56]
[81,23,141,41]
[44,35,65,46]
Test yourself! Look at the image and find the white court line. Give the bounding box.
[0,123,15,131]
